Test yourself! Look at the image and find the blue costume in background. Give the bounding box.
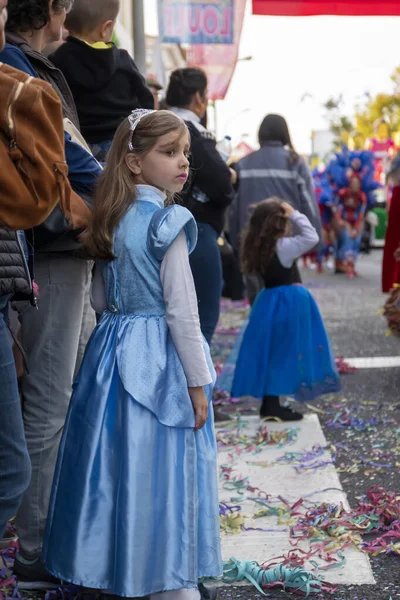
[312,147,381,268]
[43,187,222,597]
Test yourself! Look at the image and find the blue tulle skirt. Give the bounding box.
[231,285,341,402]
[43,312,222,597]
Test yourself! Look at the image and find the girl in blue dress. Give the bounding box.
[232,198,341,421]
[43,110,221,600]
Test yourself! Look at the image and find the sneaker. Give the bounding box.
[335,259,347,274]
[199,583,218,599]
[13,555,62,591]
[0,528,18,550]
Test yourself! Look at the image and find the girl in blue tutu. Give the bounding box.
[232,198,341,421]
[42,110,221,600]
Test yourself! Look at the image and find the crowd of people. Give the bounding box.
[2,0,393,598]
[303,123,400,280]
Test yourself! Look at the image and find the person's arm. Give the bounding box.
[90,264,107,314]
[160,231,212,388]
[125,52,155,109]
[228,193,241,251]
[190,134,234,208]
[277,210,319,268]
[297,158,322,240]
[354,193,368,231]
[230,162,240,191]
[0,45,37,76]
[64,132,102,206]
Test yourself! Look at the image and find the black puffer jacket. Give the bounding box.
[0,229,33,302]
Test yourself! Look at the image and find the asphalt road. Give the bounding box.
[215,250,400,600]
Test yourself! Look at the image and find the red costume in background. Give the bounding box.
[382,185,400,293]
[337,187,367,230]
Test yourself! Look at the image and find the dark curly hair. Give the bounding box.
[241,198,288,275]
[6,0,73,33]
[166,68,208,108]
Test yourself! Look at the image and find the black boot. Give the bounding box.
[199,583,218,599]
[260,395,303,421]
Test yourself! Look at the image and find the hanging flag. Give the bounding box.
[187,0,247,100]
[158,0,235,44]
[252,0,400,16]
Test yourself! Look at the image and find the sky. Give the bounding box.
[144,1,400,154]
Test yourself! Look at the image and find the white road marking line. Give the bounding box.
[217,414,375,585]
[345,356,400,369]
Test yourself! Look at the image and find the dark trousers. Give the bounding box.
[189,223,223,344]
[0,296,31,537]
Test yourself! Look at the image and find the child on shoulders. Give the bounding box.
[50,0,154,161]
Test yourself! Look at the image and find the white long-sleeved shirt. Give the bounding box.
[160,231,212,387]
[90,231,212,388]
[276,210,319,268]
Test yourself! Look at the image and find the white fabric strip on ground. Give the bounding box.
[217,414,375,585]
[344,356,400,369]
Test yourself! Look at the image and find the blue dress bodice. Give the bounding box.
[102,185,197,316]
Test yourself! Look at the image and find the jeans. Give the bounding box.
[336,228,361,261]
[0,296,31,538]
[189,223,223,344]
[16,254,95,558]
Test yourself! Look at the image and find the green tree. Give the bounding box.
[354,93,400,139]
[354,66,400,138]
[323,96,354,149]
[324,66,400,147]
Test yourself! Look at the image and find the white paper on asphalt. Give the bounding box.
[345,356,400,369]
[217,414,375,585]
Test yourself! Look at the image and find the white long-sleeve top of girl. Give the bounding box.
[230,197,341,413]
[43,110,222,600]
[275,209,319,273]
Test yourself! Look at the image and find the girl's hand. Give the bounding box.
[350,228,359,240]
[281,202,295,217]
[188,387,209,431]
[394,246,400,262]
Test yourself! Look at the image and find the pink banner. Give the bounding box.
[187,0,247,100]
[158,0,234,44]
[253,0,400,15]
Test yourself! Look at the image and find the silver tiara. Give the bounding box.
[128,109,156,151]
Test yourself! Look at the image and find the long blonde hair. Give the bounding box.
[82,110,188,259]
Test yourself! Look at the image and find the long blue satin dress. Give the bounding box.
[43,186,222,597]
